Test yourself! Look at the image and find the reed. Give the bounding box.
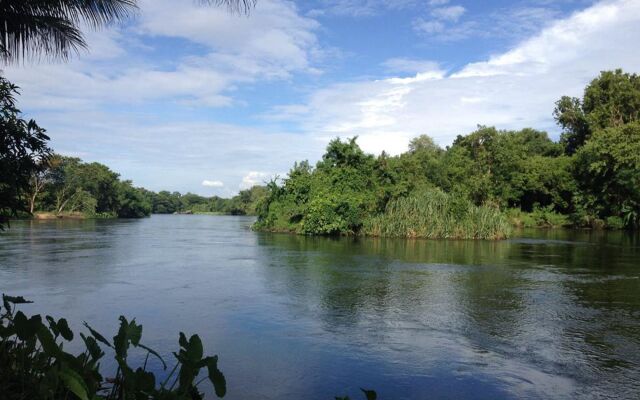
[363,190,512,240]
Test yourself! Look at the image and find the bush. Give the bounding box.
[508,206,569,228]
[605,216,626,230]
[0,294,226,400]
[363,190,512,240]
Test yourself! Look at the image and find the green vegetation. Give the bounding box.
[363,191,512,240]
[1,294,376,400]
[3,69,640,232]
[0,77,51,228]
[256,69,640,237]
[0,294,227,400]
[27,155,152,219]
[25,156,269,219]
[144,185,267,216]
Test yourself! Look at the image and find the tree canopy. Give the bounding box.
[256,69,640,235]
[0,77,51,228]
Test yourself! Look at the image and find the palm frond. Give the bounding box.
[1,12,86,62]
[198,0,257,14]
[0,0,136,62]
[0,0,257,63]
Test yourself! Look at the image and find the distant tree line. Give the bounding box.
[3,70,639,231]
[142,186,267,216]
[256,69,640,236]
[26,155,152,218]
[23,155,269,219]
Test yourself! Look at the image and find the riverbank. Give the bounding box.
[32,212,87,220]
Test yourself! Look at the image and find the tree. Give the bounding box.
[27,159,52,214]
[46,156,85,214]
[408,134,441,154]
[555,69,640,154]
[115,181,151,218]
[0,0,256,63]
[0,77,51,227]
[574,122,640,228]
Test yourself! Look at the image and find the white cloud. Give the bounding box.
[275,0,640,156]
[202,180,225,188]
[310,0,419,17]
[414,4,561,42]
[240,171,272,189]
[382,58,442,75]
[413,19,445,34]
[413,3,466,38]
[4,0,321,112]
[431,5,466,21]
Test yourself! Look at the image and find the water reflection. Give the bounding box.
[255,231,640,399]
[1,217,639,399]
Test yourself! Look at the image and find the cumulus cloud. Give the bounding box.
[4,0,639,197]
[202,180,224,188]
[240,171,272,189]
[275,0,640,155]
[4,0,321,112]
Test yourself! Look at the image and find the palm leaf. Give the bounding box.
[0,0,257,63]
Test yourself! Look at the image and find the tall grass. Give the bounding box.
[363,190,512,240]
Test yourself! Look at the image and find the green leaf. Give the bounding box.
[360,388,377,400]
[138,343,167,370]
[113,316,143,360]
[179,332,188,348]
[80,333,104,361]
[37,325,60,356]
[206,356,226,398]
[3,295,33,305]
[187,334,203,362]
[134,367,156,392]
[14,311,42,340]
[58,318,74,341]
[83,322,112,348]
[59,368,90,400]
[46,315,60,337]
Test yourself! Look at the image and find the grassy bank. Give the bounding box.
[31,211,117,220]
[363,191,512,240]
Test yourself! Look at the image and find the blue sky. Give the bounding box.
[5,0,640,196]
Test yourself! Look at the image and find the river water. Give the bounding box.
[1,215,639,399]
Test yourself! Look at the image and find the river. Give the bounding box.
[1,215,639,399]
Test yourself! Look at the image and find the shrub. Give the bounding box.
[363,190,511,240]
[0,294,226,400]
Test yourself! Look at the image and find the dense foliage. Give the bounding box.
[25,156,269,219]
[27,155,152,219]
[0,294,227,400]
[0,77,51,228]
[256,70,640,236]
[363,191,511,240]
[144,186,267,216]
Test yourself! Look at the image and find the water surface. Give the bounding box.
[1,215,639,399]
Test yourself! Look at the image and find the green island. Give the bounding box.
[254,69,640,238]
